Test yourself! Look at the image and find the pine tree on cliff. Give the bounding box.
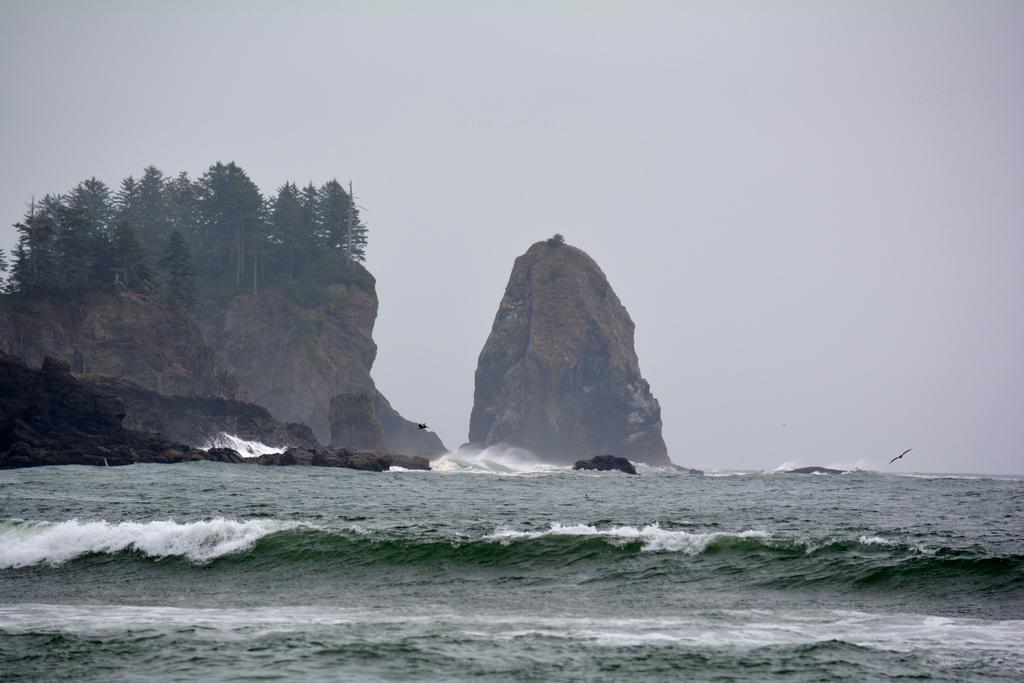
[136,165,171,258]
[300,182,321,249]
[347,185,368,264]
[270,182,306,282]
[115,176,142,228]
[159,229,196,310]
[196,162,265,289]
[56,201,100,295]
[112,221,153,293]
[67,178,114,237]
[11,198,60,298]
[166,171,200,243]
[318,179,352,253]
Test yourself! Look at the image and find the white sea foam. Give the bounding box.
[0,518,298,568]
[485,523,770,554]
[0,605,1019,659]
[857,535,899,547]
[201,433,283,458]
[431,445,569,475]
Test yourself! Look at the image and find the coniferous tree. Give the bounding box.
[166,171,200,243]
[56,201,99,295]
[270,182,305,282]
[136,165,171,257]
[115,176,142,227]
[112,221,153,293]
[196,162,266,289]
[67,178,113,236]
[0,247,7,291]
[299,182,321,249]
[347,195,368,264]
[318,179,351,253]
[159,229,196,310]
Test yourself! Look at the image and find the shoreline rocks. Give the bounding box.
[573,455,638,475]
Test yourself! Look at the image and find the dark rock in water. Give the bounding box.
[203,447,245,463]
[329,393,387,451]
[81,375,317,450]
[789,466,844,475]
[255,446,430,472]
[573,455,638,475]
[469,240,670,466]
[0,350,237,469]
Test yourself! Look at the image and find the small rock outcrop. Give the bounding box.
[573,454,638,475]
[80,375,318,450]
[789,466,844,475]
[329,393,387,451]
[0,351,242,468]
[469,240,670,466]
[256,446,430,471]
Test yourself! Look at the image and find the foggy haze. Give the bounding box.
[1,2,1021,474]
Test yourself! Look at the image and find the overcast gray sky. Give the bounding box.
[1,1,1021,474]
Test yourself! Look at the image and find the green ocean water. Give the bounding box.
[1,457,1022,681]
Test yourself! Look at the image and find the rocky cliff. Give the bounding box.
[199,274,444,453]
[0,293,239,400]
[82,375,318,449]
[469,240,669,465]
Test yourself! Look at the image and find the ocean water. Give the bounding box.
[1,456,1022,682]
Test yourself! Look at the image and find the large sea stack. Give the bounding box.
[469,239,670,465]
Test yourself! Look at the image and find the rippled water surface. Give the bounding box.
[1,462,1022,681]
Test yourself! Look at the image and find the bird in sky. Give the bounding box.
[417,423,428,430]
[888,448,913,465]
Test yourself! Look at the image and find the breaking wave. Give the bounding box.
[200,433,284,458]
[3,518,1021,599]
[431,445,569,475]
[0,518,299,568]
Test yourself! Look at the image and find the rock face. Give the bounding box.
[329,393,387,451]
[0,351,243,468]
[0,293,239,400]
[200,276,445,453]
[81,375,318,449]
[469,240,670,465]
[573,455,638,475]
[200,284,378,442]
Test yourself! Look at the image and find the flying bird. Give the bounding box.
[888,448,913,465]
[417,423,428,430]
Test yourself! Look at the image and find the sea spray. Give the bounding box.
[200,433,283,458]
[431,444,569,475]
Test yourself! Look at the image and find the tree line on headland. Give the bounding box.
[0,162,369,310]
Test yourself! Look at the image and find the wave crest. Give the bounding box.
[0,518,298,568]
[486,523,770,554]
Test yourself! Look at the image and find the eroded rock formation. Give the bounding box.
[469,240,669,465]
